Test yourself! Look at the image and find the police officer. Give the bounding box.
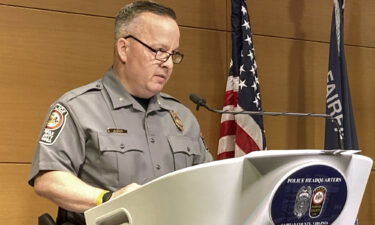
[28,1,212,225]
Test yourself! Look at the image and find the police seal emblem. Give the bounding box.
[39,103,69,145]
[293,186,312,219]
[46,108,64,130]
[310,186,327,218]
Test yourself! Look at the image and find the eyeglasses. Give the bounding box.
[124,35,184,64]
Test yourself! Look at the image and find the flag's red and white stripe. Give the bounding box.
[218,0,265,160]
[218,76,263,159]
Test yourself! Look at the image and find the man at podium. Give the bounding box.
[28,1,212,225]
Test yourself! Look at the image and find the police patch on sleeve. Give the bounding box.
[200,133,209,152]
[39,103,69,145]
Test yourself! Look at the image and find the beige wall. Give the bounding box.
[0,0,373,224]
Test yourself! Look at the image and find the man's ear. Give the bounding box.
[116,38,128,63]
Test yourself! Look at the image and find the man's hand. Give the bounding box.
[111,183,142,200]
[34,171,142,212]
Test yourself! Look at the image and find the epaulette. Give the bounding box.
[160,92,181,103]
[60,80,102,102]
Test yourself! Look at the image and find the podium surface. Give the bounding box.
[85,150,372,225]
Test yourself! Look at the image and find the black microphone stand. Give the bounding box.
[189,94,345,150]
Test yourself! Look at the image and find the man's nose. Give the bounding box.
[161,55,174,69]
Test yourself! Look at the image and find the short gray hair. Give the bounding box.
[114,1,177,39]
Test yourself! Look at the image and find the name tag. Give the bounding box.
[107,128,127,133]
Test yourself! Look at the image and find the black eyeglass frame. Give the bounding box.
[124,35,184,64]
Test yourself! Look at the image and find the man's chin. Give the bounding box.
[148,83,165,93]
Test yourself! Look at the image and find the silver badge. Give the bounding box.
[293,186,312,219]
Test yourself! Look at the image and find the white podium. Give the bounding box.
[84,150,372,225]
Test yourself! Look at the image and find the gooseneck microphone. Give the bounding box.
[189,93,345,150]
[189,93,207,111]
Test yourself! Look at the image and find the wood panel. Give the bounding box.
[251,35,375,161]
[0,0,227,30]
[358,171,375,225]
[0,5,114,162]
[243,0,375,47]
[1,1,374,224]
[0,4,227,162]
[251,35,327,150]
[0,163,56,225]
[161,0,227,30]
[346,45,375,161]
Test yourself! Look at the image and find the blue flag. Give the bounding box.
[325,0,358,150]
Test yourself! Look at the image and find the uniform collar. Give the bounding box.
[102,68,173,112]
[102,69,134,109]
[155,94,174,112]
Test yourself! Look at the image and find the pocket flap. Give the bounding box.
[98,133,145,153]
[168,136,200,156]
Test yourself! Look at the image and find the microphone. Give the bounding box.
[189,93,345,150]
[189,93,207,111]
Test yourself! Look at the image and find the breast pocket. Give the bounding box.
[98,133,147,187]
[168,136,201,170]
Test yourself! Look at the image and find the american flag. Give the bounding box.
[217,0,266,159]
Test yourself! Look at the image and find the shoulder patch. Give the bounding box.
[39,103,69,145]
